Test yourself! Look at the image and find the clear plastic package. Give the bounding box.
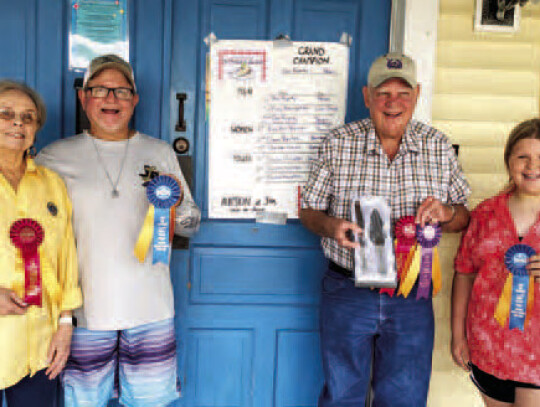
[351,196,397,288]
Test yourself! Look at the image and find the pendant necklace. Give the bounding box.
[88,131,131,198]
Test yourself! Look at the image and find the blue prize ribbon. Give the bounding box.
[152,208,170,264]
[146,175,181,265]
[504,244,535,331]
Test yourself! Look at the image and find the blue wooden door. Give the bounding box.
[166,1,391,406]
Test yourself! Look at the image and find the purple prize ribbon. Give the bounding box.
[505,244,535,330]
[415,224,441,299]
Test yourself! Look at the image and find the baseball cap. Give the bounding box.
[367,52,417,88]
[82,54,137,92]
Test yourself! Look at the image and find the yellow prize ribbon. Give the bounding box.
[432,247,442,296]
[494,274,513,327]
[399,246,416,286]
[398,246,421,298]
[134,205,155,263]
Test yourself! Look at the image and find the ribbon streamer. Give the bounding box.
[10,219,44,306]
[494,244,535,330]
[134,175,182,265]
[381,216,416,296]
[11,240,61,325]
[398,223,441,299]
[134,205,155,263]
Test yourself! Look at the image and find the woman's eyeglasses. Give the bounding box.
[85,86,134,100]
[0,108,38,125]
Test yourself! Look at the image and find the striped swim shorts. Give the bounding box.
[62,318,179,407]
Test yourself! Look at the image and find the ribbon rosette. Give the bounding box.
[494,244,535,331]
[134,175,183,265]
[398,223,442,299]
[381,216,416,296]
[10,219,44,306]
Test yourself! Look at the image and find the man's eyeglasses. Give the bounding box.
[85,86,134,100]
[0,108,38,125]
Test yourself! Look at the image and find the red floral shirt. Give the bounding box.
[455,192,540,385]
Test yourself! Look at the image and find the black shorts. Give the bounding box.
[470,363,540,403]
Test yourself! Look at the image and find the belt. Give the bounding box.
[328,261,353,278]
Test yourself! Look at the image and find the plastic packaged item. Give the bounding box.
[351,196,397,288]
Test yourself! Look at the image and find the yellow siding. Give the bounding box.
[429,2,540,406]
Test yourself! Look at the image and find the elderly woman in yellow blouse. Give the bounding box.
[0,80,82,407]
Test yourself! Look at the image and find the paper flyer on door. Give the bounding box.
[208,39,349,219]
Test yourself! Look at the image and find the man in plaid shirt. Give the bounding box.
[300,53,471,407]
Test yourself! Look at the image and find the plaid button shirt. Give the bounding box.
[301,118,471,271]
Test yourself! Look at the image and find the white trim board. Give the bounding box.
[403,0,439,123]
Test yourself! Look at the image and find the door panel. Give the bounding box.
[170,1,391,406]
[209,0,269,39]
[187,329,254,407]
[0,0,64,150]
[191,247,326,305]
[0,1,34,81]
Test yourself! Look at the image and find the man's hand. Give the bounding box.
[46,324,73,379]
[527,254,540,283]
[299,208,362,248]
[416,196,453,227]
[330,218,362,249]
[0,287,27,316]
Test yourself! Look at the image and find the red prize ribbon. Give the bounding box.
[381,216,416,296]
[10,219,44,306]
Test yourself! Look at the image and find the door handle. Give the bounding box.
[175,93,187,132]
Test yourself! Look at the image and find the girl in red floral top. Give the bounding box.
[452,118,540,407]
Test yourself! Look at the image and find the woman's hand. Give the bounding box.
[0,287,27,316]
[451,334,471,371]
[527,254,540,283]
[45,324,73,379]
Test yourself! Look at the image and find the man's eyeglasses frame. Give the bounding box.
[84,86,135,100]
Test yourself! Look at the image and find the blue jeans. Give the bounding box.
[318,269,434,407]
[1,369,58,407]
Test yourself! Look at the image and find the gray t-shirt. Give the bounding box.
[36,132,200,330]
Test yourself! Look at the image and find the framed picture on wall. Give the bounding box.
[474,0,521,32]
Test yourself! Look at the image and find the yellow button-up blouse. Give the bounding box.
[0,159,82,389]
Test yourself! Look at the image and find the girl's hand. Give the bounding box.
[451,334,471,371]
[527,254,540,282]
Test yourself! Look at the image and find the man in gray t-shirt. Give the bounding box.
[36,54,200,407]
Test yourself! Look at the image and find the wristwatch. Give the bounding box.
[58,315,74,326]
